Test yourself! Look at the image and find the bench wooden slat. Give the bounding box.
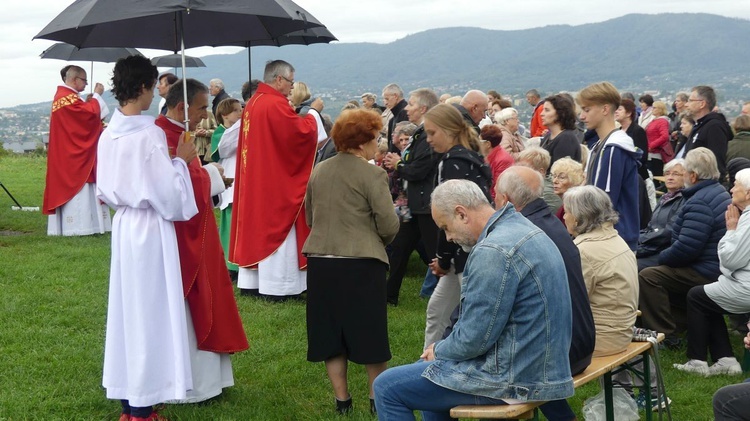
[450,333,664,419]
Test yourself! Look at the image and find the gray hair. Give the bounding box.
[684,147,720,181]
[394,121,418,137]
[495,107,518,125]
[64,65,85,82]
[675,92,689,102]
[496,167,544,209]
[663,158,685,173]
[526,89,540,98]
[409,88,439,111]
[735,168,750,190]
[361,92,376,102]
[382,83,403,99]
[563,186,619,235]
[691,85,717,110]
[321,113,333,137]
[431,179,492,215]
[517,146,551,174]
[263,60,294,84]
[209,78,224,90]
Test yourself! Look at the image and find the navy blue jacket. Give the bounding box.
[522,198,595,375]
[658,180,731,279]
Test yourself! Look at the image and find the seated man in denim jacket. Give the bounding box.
[373,179,574,420]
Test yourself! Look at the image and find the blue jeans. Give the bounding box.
[420,267,438,298]
[373,361,506,420]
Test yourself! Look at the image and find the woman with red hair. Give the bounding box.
[303,108,400,415]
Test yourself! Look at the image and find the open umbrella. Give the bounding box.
[35,0,325,125]
[151,54,206,70]
[241,26,337,80]
[40,42,141,92]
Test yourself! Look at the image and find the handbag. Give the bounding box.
[659,140,675,163]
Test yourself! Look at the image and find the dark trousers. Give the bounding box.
[386,214,438,303]
[713,380,750,421]
[638,265,713,334]
[120,400,151,418]
[686,286,734,362]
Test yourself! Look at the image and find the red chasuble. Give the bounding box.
[42,86,103,215]
[229,83,319,269]
[155,115,249,353]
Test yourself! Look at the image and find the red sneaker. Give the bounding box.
[118,414,130,421]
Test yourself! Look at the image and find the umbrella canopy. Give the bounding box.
[151,54,205,68]
[40,42,141,62]
[247,26,337,47]
[34,0,324,51]
[34,0,328,124]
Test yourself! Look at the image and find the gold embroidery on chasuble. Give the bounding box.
[51,93,80,113]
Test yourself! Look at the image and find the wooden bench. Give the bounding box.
[450,333,665,420]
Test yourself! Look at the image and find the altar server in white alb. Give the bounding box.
[43,64,111,236]
[96,55,199,421]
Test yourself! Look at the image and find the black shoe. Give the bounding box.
[370,398,376,415]
[660,334,682,350]
[228,270,238,282]
[387,298,398,306]
[335,396,352,415]
[239,288,260,297]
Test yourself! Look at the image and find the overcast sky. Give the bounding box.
[2,0,748,108]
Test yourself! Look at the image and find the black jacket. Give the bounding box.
[452,104,480,134]
[211,90,230,116]
[521,198,595,375]
[394,125,442,215]
[637,191,685,258]
[435,145,492,273]
[683,112,732,181]
[626,123,650,180]
[387,99,409,151]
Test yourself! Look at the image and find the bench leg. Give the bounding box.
[648,337,673,421]
[644,354,653,421]
[603,372,614,421]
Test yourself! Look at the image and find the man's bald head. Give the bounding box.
[495,166,544,211]
[460,90,489,124]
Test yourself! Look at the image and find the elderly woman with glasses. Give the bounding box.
[637,159,687,271]
[563,185,639,357]
[549,157,585,223]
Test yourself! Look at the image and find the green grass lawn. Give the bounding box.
[0,154,745,420]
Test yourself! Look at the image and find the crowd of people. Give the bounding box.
[43,55,750,420]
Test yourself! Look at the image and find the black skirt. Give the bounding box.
[306,257,391,364]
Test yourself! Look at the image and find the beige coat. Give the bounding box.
[302,153,400,265]
[499,125,526,160]
[574,223,639,357]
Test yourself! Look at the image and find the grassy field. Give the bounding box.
[0,153,745,420]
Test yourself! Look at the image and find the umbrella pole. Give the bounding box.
[247,47,251,81]
[178,11,189,128]
[90,61,94,94]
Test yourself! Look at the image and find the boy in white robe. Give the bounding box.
[96,55,199,421]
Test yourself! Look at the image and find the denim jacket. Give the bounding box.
[425,205,574,402]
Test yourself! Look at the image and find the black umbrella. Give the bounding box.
[40,42,142,92]
[241,26,337,80]
[151,54,206,70]
[34,0,325,123]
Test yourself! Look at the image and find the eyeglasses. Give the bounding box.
[280,75,294,84]
[551,173,569,180]
[75,76,88,84]
[687,98,704,103]
[664,171,684,177]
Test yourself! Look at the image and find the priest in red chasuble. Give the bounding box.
[229,60,327,300]
[155,78,248,403]
[43,65,111,236]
